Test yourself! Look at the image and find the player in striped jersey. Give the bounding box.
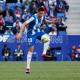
[16,7,54,73]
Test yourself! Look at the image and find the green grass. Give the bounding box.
[0,61,80,80]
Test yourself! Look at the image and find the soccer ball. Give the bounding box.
[41,34,50,43]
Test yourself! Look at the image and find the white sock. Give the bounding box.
[42,41,50,55]
[27,51,32,69]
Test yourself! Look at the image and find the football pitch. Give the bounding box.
[0,61,80,80]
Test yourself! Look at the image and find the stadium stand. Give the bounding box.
[0,0,79,61]
[66,0,80,34]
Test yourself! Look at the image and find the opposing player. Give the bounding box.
[16,7,54,73]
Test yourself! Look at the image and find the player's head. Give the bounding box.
[37,7,45,18]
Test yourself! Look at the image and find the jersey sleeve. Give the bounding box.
[25,16,35,24]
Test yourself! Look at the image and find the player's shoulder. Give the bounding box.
[29,14,37,21]
[33,14,37,19]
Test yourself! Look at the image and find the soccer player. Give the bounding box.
[16,7,54,73]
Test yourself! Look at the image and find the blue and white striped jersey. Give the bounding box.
[26,14,45,36]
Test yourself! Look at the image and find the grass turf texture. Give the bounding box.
[0,61,80,80]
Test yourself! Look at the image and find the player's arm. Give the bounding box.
[19,22,27,35]
[20,17,34,34]
[16,22,27,39]
[16,17,34,39]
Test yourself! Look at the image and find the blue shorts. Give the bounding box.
[27,31,45,47]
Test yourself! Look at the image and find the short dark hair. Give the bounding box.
[38,7,44,12]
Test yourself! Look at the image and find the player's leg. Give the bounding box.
[26,46,34,73]
[26,36,36,73]
[42,40,50,55]
[41,34,50,58]
[37,32,50,58]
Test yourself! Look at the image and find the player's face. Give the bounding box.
[38,11,44,19]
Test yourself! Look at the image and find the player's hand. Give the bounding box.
[52,17,57,24]
[16,33,22,39]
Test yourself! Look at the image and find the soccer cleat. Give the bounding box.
[25,68,30,74]
[42,54,52,58]
[42,54,48,58]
